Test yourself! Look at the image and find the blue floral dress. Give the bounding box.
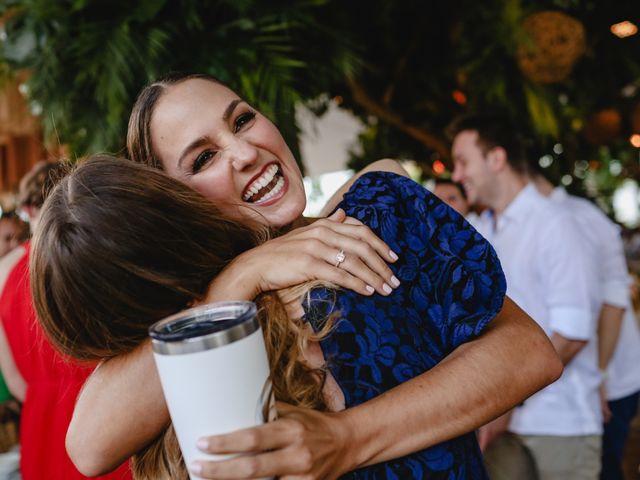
[305,172,506,479]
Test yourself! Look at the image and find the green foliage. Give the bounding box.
[523,82,560,138]
[1,0,640,206]
[0,0,360,164]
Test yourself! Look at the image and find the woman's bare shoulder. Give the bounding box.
[319,159,410,217]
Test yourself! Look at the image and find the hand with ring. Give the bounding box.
[203,208,401,301]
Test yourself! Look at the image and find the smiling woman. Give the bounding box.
[129,75,307,228]
[62,72,563,480]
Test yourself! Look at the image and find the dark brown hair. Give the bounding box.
[447,114,529,174]
[18,160,68,209]
[127,73,225,169]
[30,155,330,479]
[434,178,467,200]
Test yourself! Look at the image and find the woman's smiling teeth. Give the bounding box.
[242,164,285,203]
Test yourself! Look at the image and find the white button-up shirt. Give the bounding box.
[551,187,640,400]
[476,183,601,435]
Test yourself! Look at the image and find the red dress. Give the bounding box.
[0,244,131,479]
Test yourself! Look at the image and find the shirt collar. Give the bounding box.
[479,183,542,231]
[551,186,568,202]
[498,183,541,224]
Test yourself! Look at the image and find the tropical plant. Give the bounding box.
[1,0,640,204]
[0,0,361,165]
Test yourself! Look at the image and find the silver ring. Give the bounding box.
[334,249,346,268]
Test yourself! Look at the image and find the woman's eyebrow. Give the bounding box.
[223,99,245,121]
[177,136,210,169]
[176,99,246,169]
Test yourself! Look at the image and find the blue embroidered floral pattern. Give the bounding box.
[306,172,506,479]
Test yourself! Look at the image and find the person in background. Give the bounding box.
[0,161,132,480]
[432,178,471,216]
[451,113,601,480]
[0,211,31,480]
[530,170,640,480]
[0,215,16,259]
[431,177,484,228]
[0,210,30,408]
[0,212,28,259]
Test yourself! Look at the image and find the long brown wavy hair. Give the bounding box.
[30,155,332,479]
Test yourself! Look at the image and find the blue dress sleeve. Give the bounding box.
[337,171,506,351]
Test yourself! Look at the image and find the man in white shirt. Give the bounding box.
[531,172,640,480]
[450,114,601,480]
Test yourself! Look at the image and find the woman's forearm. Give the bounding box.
[339,297,562,470]
[597,303,625,370]
[66,340,169,476]
[67,251,271,475]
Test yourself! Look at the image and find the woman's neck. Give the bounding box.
[278,215,314,235]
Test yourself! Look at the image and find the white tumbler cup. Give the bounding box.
[149,301,273,480]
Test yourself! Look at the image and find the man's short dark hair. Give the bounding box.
[447,114,529,174]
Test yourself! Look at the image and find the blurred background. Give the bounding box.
[0,1,639,477]
[0,0,639,219]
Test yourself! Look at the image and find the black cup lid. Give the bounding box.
[149,301,258,355]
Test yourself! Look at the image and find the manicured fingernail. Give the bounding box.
[197,438,209,450]
[365,285,375,294]
[389,250,399,261]
[190,462,203,475]
[390,275,400,287]
[382,283,392,294]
